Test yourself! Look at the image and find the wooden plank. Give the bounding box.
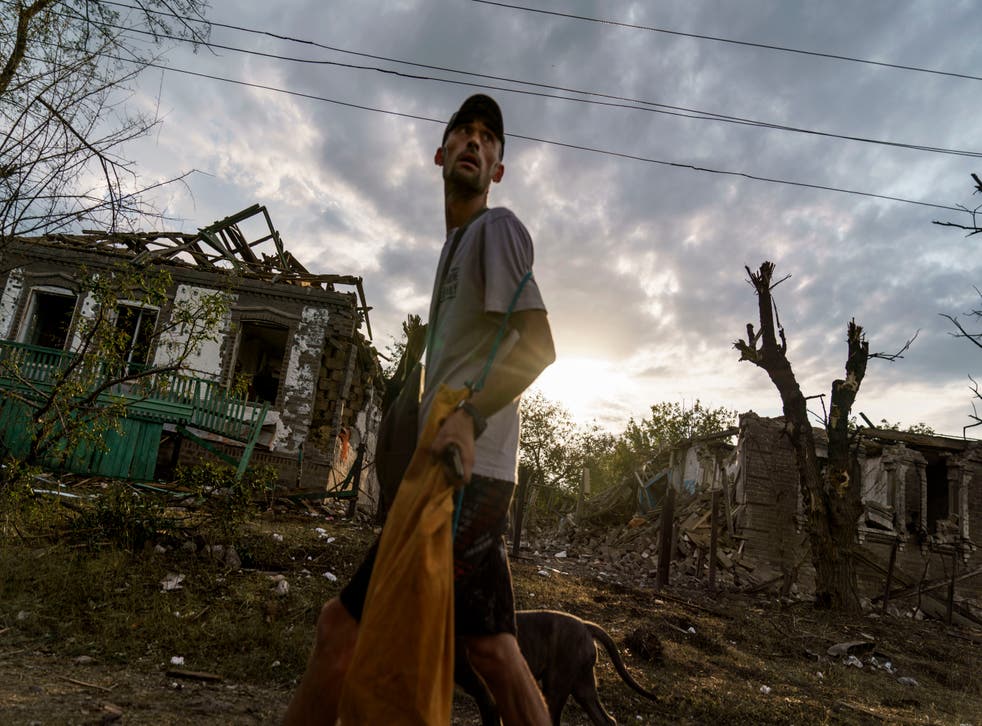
[709,489,719,591]
[129,421,162,480]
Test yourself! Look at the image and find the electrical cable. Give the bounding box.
[472,0,982,84]
[97,55,962,213]
[79,1,982,160]
[14,1,966,211]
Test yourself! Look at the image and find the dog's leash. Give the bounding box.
[451,270,534,538]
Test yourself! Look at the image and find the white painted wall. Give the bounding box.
[272,305,331,451]
[0,268,24,339]
[154,284,232,378]
[70,291,98,351]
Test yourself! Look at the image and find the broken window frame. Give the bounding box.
[858,444,971,547]
[921,455,969,545]
[112,300,160,376]
[16,286,78,351]
[228,318,290,407]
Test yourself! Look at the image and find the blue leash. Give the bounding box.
[452,271,533,538]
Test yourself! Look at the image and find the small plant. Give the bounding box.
[176,461,277,541]
[72,482,170,552]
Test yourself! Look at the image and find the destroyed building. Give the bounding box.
[731,413,981,614]
[0,205,384,500]
[559,412,980,622]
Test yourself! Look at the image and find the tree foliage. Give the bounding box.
[0,0,210,236]
[519,392,734,506]
[621,400,736,459]
[519,389,582,493]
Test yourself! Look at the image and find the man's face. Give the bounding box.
[435,118,505,194]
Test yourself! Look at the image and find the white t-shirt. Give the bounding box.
[421,207,547,483]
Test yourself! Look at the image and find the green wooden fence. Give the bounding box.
[0,340,267,480]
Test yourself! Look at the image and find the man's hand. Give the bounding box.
[430,408,476,487]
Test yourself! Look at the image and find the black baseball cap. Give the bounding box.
[442,94,505,158]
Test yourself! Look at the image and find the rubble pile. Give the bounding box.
[518,488,982,627]
[519,489,787,594]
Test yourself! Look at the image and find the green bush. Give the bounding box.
[176,461,277,540]
[72,482,170,551]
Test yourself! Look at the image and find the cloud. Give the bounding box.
[118,0,982,436]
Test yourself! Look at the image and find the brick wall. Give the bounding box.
[735,413,809,573]
[735,412,982,605]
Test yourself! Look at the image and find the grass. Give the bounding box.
[1,474,980,724]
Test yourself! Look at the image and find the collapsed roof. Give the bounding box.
[7,204,373,339]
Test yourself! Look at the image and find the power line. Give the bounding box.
[75,4,982,160]
[26,1,966,211]
[102,55,962,214]
[472,0,982,84]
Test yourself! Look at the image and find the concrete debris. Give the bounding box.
[160,573,185,592]
[522,488,774,593]
[101,703,124,722]
[520,481,982,629]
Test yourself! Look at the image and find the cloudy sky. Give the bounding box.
[119,0,982,437]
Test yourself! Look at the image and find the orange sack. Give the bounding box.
[338,385,468,725]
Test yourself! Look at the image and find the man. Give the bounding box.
[283,94,555,726]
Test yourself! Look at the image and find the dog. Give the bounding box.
[455,609,659,725]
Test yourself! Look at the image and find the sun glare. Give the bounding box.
[532,357,633,425]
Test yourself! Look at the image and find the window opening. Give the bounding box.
[22,290,77,349]
[925,460,949,534]
[115,304,158,374]
[234,321,288,405]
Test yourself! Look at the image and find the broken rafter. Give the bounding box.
[13,203,375,339]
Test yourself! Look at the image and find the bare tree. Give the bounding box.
[734,261,870,611]
[932,173,982,237]
[939,293,982,436]
[935,175,982,436]
[0,0,209,238]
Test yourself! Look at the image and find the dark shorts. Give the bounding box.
[339,474,516,637]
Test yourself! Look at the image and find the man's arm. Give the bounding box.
[430,308,555,482]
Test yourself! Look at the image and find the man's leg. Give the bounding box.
[464,632,550,726]
[455,477,548,725]
[282,597,358,726]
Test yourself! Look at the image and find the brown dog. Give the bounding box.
[456,609,659,725]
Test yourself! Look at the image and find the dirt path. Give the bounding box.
[0,646,288,725]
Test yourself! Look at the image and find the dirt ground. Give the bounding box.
[1,500,980,725]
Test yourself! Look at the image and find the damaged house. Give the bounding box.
[574,412,981,622]
[731,413,981,618]
[0,205,384,502]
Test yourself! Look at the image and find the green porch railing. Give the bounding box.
[0,339,268,480]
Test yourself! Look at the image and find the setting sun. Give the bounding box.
[531,357,635,427]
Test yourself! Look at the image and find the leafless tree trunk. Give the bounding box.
[735,261,868,611]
